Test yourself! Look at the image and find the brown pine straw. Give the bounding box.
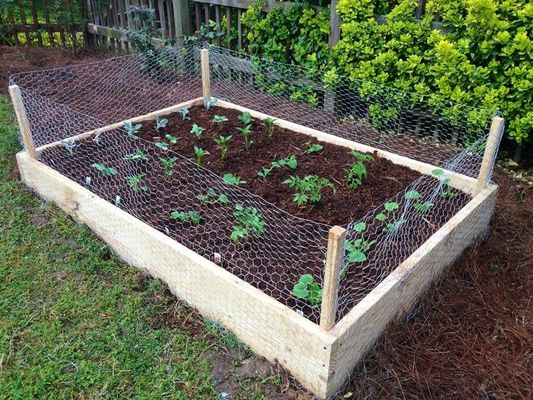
[341,172,532,399]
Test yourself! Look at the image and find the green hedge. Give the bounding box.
[242,0,532,146]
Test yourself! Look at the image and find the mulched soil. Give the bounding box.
[4,47,532,399]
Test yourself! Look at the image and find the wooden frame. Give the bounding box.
[14,96,499,398]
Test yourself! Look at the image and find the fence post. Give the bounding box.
[475,116,504,195]
[8,85,38,160]
[172,0,191,46]
[320,225,347,330]
[201,48,211,102]
[328,0,340,47]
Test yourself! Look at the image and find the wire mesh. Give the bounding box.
[9,43,502,326]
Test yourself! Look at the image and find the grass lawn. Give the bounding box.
[0,94,285,399]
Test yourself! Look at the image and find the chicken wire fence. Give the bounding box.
[9,43,503,325]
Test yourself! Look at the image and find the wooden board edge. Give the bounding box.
[16,151,336,398]
[215,99,477,195]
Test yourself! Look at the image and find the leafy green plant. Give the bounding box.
[303,143,323,154]
[230,204,265,242]
[178,107,190,121]
[60,139,77,156]
[346,151,373,190]
[190,124,205,139]
[214,134,233,159]
[404,190,434,214]
[238,111,254,125]
[257,154,298,177]
[204,97,218,110]
[283,175,335,206]
[170,210,201,225]
[375,202,399,222]
[292,274,322,308]
[154,116,168,130]
[212,115,228,128]
[165,134,178,145]
[126,173,148,192]
[193,146,209,166]
[159,157,178,177]
[124,149,148,162]
[263,117,276,137]
[236,125,252,150]
[384,219,407,233]
[155,141,169,152]
[432,168,457,199]
[92,163,117,176]
[350,151,374,163]
[223,173,246,186]
[197,188,229,205]
[123,122,142,140]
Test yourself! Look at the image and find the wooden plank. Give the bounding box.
[7,10,21,46]
[42,0,55,46]
[172,0,191,45]
[475,117,504,195]
[215,4,221,46]
[16,152,336,399]
[327,184,498,396]
[194,2,201,32]
[16,0,32,44]
[225,6,231,49]
[201,49,211,100]
[87,23,166,46]
[158,0,167,37]
[192,0,324,12]
[30,0,43,46]
[9,85,38,159]
[328,0,339,47]
[320,226,346,331]
[237,8,242,50]
[215,100,479,194]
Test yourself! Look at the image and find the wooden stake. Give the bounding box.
[475,116,504,195]
[9,85,38,159]
[200,48,211,102]
[320,225,347,331]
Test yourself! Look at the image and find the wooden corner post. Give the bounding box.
[200,48,211,103]
[475,116,504,195]
[320,225,347,330]
[8,84,38,160]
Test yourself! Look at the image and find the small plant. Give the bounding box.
[283,175,335,206]
[178,107,190,120]
[60,139,77,156]
[93,132,103,146]
[159,157,178,177]
[214,134,233,159]
[350,150,374,163]
[126,173,148,192]
[223,173,246,186]
[432,169,458,199]
[194,146,209,166]
[204,97,218,110]
[154,116,168,130]
[190,124,205,139]
[212,115,228,128]
[404,190,433,214]
[303,143,323,154]
[165,134,178,144]
[197,188,229,205]
[346,151,373,190]
[170,210,201,225]
[258,155,298,177]
[230,204,265,242]
[293,274,322,308]
[375,202,399,222]
[124,149,148,162]
[155,141,169,152]
[92,163,117,176]
[384,219,407,233]
[236,125,252,150]
[123,121,142,140]
[238,111,254,125]
[263,117,276,137]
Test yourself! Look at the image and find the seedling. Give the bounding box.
[263,117,276,137]
[238,111,254,126]
[223,173,246,186]
[236,124,252,150]
[124,149,148,162]
[154,116,168,130]
[159,157,178,177]
[404,190,433,214]
[292,274,322,308]
[60,139,77,156]
[123,121,142,140]
[350,150,374,163]
[340,222,376,278]
[432,168,457,199]
[126,173,148,192]
[92,163,117,176]
[303,143,323,154]
[170,210,201,225]
[283,175,335,206]
[258,155,298,178]
[155,141,169,152]
[346,151,373,190]
[178,107,190,120]
[212,115,228,128]
[196,188,229,205]
[204,97,218,110]
[194,146,209,166]
[214,134,233,159]
[165,134,178,144]
[230,204,265,242]
[190,124,205,139]
[375,202,399,222]
[384,218,407,233]
[93,132,103,146]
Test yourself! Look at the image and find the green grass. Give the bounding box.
[0,94,280,399]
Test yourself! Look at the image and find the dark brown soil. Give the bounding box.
[134,105,422,225]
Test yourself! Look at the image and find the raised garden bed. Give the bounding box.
[9,46,503,398]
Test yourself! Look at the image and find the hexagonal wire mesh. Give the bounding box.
[9,43,503,325]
